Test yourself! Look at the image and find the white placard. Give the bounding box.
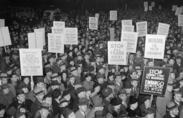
[109,28,115,41]
[178,15,183,26]
[0,30,4,47]
[52,27,65,34]
[175,7,183,16]
[122,20,132,26]
[151,2,155,7]
[122,25,134,32]
[95,13,100,19]
[144,35,166,59]
[144,2,148,12]
[157,23,170,35]
[121,32,138,53]
[89,17,98,30]
[0,27,11,46]
[108,41,127,65]
[149,6,152,11]
[64,28,78,45]
[28,33,36,48]
[34,28,45,49]
[109,10,117,21]
[48,33,64,53]
[19,49,43,76]
[172,5,178,11]
[0,19,5,27]
[136,21,147,37]
[53,21,65,29]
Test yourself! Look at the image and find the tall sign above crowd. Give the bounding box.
[89,17,98,30]
[140,67,170,96]
[157,23,170,36]
[144,34,166,59]
[136,21,147,37]
[0,27,12,47]
[19,49,43,76]
[108,41,127,65]
[109,10,117,21]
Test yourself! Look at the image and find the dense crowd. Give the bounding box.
[0,6,183,118]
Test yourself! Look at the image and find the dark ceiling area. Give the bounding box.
[1,0,183,10]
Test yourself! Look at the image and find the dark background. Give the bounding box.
[0,0,183,10]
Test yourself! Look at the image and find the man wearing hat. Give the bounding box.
[164,101,179,118]
[75,98,91,118]
[107,97,127,118]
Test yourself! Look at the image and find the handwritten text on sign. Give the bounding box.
[108,41,127,65]
[140,67,170,96]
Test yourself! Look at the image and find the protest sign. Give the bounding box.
[136,21,147,37]
[157,23,170,35]
[122,25,134,32]
[122,20,132,26]
[121,32,138,53]
[178,15,183,26]
[28,33,36,48]
[149,6,152,11]
[144,34,166,59]
[53,21,65,29]
[64,28,78,45]
[52,27,65,34]
[151,2,155,7]
[0,27,12,47]
[48,33,64,53]
[109,10,117,21]
[89,17,98,30]
[0,19,5,27]
[144,2,148,12]
[108,41,127,65]
[140,67,170,96]
[172,5,178,11]
[175,7,183,16]
[109,28,115,41]
[95,13,100,19]
[34,28,45,49]
[19,49,43,76]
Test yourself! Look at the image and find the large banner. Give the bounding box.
[178,15,183,27]
[64,28,78,45]
[28,33,36,48]
[89,17,98,30]
[136,21,147,37]
[48,33,64,53]
[157,23,170,35]
[108,41,127,65]
[0,19,5,27]
[0,27,12,47]
[109,28,115,41]
[19,49,43,76]
[144,34,166,59]
[140,67,170,96]
[122,25,134,32]
[53,21,65,29]
[109,10,117,21]
[121,32,138,53]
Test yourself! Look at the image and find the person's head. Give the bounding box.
[102,87,113,100]
[63,108,76,118]
[176,57,182,64]
[97,75,105,84]
[143,97,151,108]
[129,96,138,110]
[69,76,75,85]
[35,91,45,102]
[85,74,92,82]
[174,91,182,103]
[22,77,30,85]
[115,74,122,83]
[62,90,71,101]
[11,74,19,83]
[76,87,86,98]
[131,80,138,88]
[118,89,127,101]
[78,98,88,112]
[39,107,50,118]
[17,92,26,104]
[167,102,179,116]
[42,94,52,107]
[136,50,142,57]
[169,58,175,65]
[110,97,122,112]
[2,84,10,94]
[0,104,6,117]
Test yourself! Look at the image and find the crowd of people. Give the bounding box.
[0,5,183,118]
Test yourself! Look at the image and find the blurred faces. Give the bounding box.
[79,105,88,112]
[17,94,26,104]
[171,107,179,116]
[130,102,138,110]
[0,109,5,117]
[174,93,182,103]
[68,112,76,118]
